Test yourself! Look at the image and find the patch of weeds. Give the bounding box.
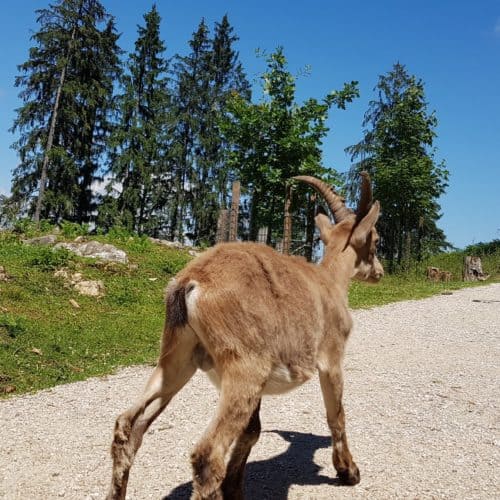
[107,286,138,306]
[0,313,28,338]
[59,220,90,239]
[13,218,53,237]
[162,253,191,275]
[29,246,71,271]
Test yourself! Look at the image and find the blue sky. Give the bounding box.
[1,0,499,248]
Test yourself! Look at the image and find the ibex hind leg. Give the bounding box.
[107,330,198,500]
[221,399,262,500]
[318,365,360,485]
[191,366,263,500]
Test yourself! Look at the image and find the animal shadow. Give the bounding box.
[163,430,345,499]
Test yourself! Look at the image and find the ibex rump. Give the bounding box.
[107,173,383,500]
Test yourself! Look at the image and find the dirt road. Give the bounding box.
[1,284,499,499]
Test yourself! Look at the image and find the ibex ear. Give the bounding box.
[315,213,333,244]
[351,200,380,248]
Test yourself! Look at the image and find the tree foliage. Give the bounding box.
[346,63,449,271]
[101,5,170,235]
[221,47,359,250]
[10,0,121,222]
[170,16,250,244]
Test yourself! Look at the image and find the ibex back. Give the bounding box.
[107,173,383,500]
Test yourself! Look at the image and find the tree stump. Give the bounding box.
[463,256,490,281]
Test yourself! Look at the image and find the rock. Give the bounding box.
[148,237,184,249]
[0,265,11,282]
[73,280,105,297]
[22,234,58,246]
[54,240,128,264]
[54,269,70,280]
[69,299,80,309]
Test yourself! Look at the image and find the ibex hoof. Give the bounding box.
[337,465,360,485]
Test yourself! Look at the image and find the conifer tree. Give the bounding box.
[10,0,120,222]
[170,16,249,244]
[346,63,449,270]
[104,5,170,235]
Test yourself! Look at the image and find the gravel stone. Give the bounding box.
[1,284,499,499]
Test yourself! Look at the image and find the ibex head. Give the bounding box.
[293,172,384,283]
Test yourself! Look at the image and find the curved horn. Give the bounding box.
[293,175,353,222]
[356,171,373,218]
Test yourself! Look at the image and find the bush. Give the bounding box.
[13,218,53,237]
[29,246,71,271]
[59,221,90,239]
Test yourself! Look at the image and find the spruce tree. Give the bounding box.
[104,5,170,235]
[170,16,249,244]
[346,63,449,270]
[10,0,120,223]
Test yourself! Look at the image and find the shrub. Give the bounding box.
[29,246,71,271]
[59,221,90,239]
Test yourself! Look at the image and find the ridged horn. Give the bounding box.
[292,176,353,223]
[356,171,373,218]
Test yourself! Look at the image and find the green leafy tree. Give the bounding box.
[346,63,449,271]
[221,47,358,252]
[10,0,120,223]
[103,5,170,235]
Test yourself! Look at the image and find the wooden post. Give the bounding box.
[282,184,293,255]
[215,209,229,243]
[257,227,268,244]
[228,181,240,241]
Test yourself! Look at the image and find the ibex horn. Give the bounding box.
[292,176,353,223]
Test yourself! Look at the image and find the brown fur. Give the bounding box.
[106,191,383,500]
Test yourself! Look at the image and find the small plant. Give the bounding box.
[0,313,28,338]
[59,220,90,239]
[29,246,71,271]
[13,218,54,237]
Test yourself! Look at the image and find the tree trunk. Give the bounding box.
[282,184,293,255]
[305,192,316,261]
[228,181,240,241]
[34,3,81,225]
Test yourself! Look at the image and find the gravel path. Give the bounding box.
[1,284,499,499]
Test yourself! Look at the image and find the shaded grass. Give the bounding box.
[1,228,498,397]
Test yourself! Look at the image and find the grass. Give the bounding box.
[0,226,498,397]
[0,229,191,396]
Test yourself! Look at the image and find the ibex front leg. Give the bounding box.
[319,365,360,485]
[107,330,198,500]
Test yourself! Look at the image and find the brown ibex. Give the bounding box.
[107,172,383,500]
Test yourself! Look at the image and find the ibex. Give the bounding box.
[107,172,383,500]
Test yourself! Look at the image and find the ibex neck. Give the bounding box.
[320,248,354,299]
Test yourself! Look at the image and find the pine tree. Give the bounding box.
[345,63,449,271]
[10,0,120,223]
[170,16,249,244]
[169,19,212,243]
[104,5,170,235]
